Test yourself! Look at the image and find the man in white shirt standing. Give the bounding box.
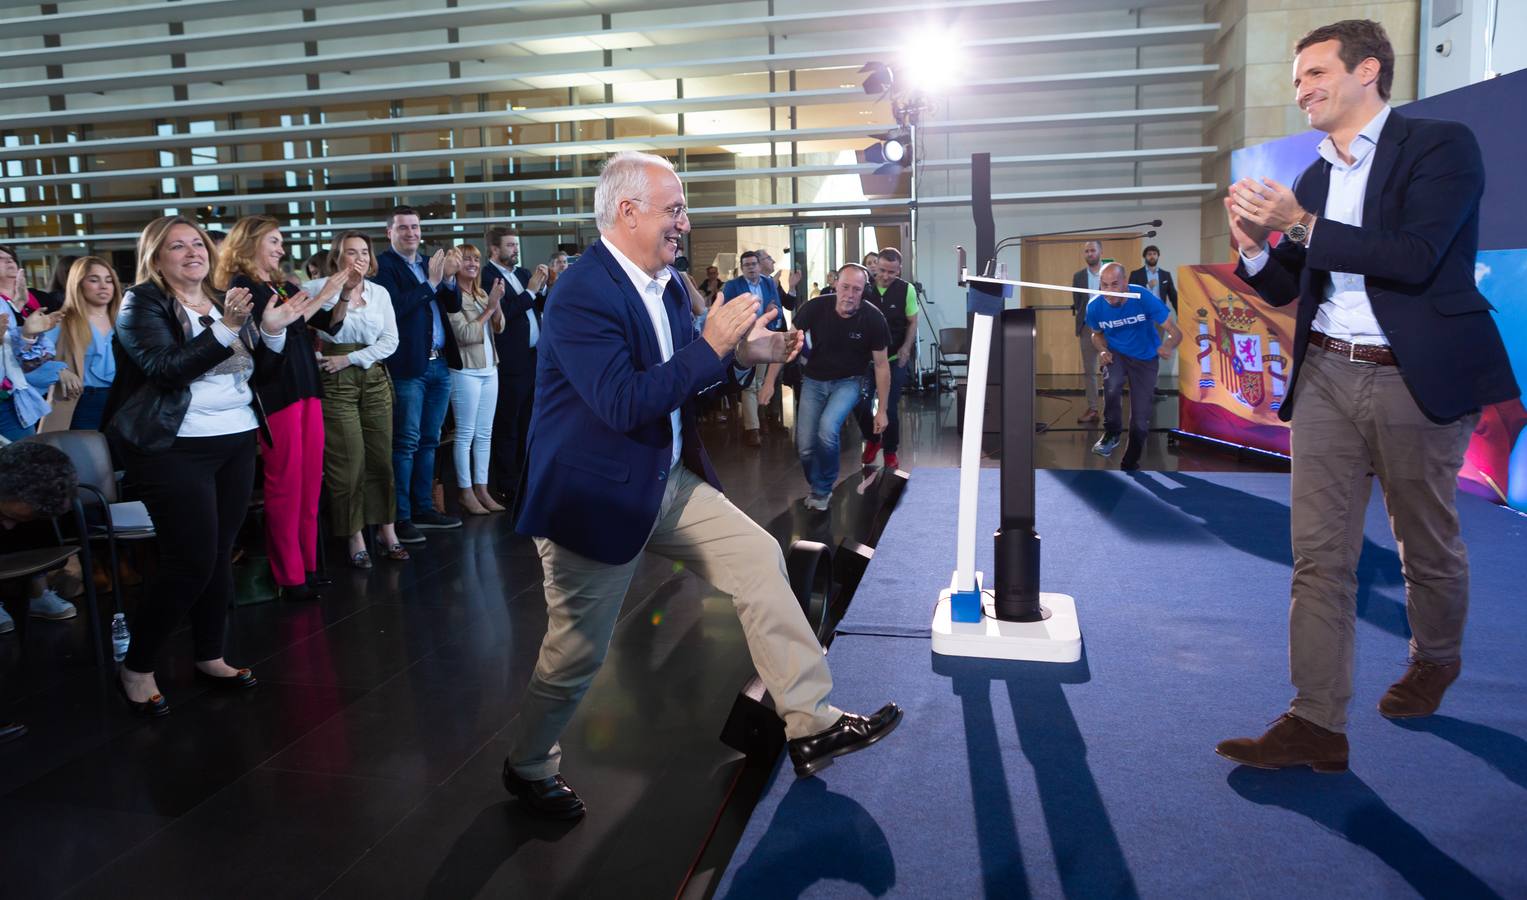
[502,151,902,820]
[1215,19,1518,773]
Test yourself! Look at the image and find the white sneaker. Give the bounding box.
[0,605,13,634]
[803,495,831,511]
[29,589,78,621]
[1091,433,1121,458]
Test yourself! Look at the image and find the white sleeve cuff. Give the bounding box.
[1239,246,1270,277]
[211,320,239,347]
[260,328,287,353]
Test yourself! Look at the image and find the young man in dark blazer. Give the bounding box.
[374,206,462,542]
[1215,20,1518,772]
[501,152,900,820]
[480,226,548,506]
[1128,245,1178,312]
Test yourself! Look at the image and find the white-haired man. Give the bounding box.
[503,152,902,819]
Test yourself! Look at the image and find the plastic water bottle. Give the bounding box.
[111,613,130,663]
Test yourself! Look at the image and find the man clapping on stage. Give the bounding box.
[503,153,901,819]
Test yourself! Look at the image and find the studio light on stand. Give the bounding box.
[860,31,962,385]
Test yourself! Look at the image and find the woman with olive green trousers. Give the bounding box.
[304,231,406,568]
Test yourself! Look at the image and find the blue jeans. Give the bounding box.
[854,355,911,453]
[0,397,28,441]
[392,356,452,521]
[71,386,111,431]
[796,375,866,498]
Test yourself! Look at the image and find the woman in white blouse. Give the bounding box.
[305,231,406,568]
[444,244,506,516]
[106,215,323,715]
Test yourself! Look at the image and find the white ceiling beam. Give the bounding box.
[0,181,1216,248]
[0,107,1216,210]
[0,63,1216,166]
[2,65,1215,183]
[0,0,1193,67]
[2,24,1219,125]
[3,0,378,38]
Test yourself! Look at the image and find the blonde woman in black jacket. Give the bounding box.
[103,215,322,716]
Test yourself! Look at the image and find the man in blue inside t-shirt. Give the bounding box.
[1085,262,1183,470]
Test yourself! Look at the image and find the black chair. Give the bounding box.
[24,431,155,615]
[0,498,109,668]
[933,327,971,393]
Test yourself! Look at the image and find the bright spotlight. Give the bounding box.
[899,31,962,93]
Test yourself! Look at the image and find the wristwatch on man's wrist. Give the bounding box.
[1285,213,1315,247]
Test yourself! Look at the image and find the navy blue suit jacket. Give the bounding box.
[480,261,541,377]
[375,248,460,381]
[1236,110,1518,422]
[514,240,735,565]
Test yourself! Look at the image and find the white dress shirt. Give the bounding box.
[1242,105,1392,345]
[601,239,682,470]
[491,259,540,349]
[304,278,399,369]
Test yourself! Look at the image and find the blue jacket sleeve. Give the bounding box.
[376,261,438,319]
[549,291,731,434]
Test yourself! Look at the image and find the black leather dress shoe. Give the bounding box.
[195,667,259,690]
[0,721,27,743]
[502,761,586,820]
[788,703,903,777]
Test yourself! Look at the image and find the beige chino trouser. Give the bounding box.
[1286,344,1477,733]
[506,465,841,779]
[1078,331,1101,410]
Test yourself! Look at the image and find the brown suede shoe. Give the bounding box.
[1379,659,1461,719]
[1215,713,1349,772]
[743,428,762,447]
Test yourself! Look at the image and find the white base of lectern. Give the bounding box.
[931,591,1081,662]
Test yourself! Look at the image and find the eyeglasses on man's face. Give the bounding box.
[632,198,689,222]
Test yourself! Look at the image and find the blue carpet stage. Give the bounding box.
[716,469,1527,899]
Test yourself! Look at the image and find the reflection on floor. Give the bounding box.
[0,389,1286,899]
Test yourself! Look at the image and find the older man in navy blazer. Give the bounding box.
[501,151,901,819]
[1215,20,1518,773]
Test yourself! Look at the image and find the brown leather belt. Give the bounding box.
[1307,330,1397,366]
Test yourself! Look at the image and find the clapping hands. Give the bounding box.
[481,279,506,321]
[528,264,550,293]
[737,309,803,368]
[701,291,759,358]
[21,308,64,337]
[260,286,326,333]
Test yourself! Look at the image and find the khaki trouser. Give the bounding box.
[506,465,841,779]
[1078,331,1100,410]
[321,355,396,536]
[1287,343,1477,733]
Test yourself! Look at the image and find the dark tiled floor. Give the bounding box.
[0,388,1281,900]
